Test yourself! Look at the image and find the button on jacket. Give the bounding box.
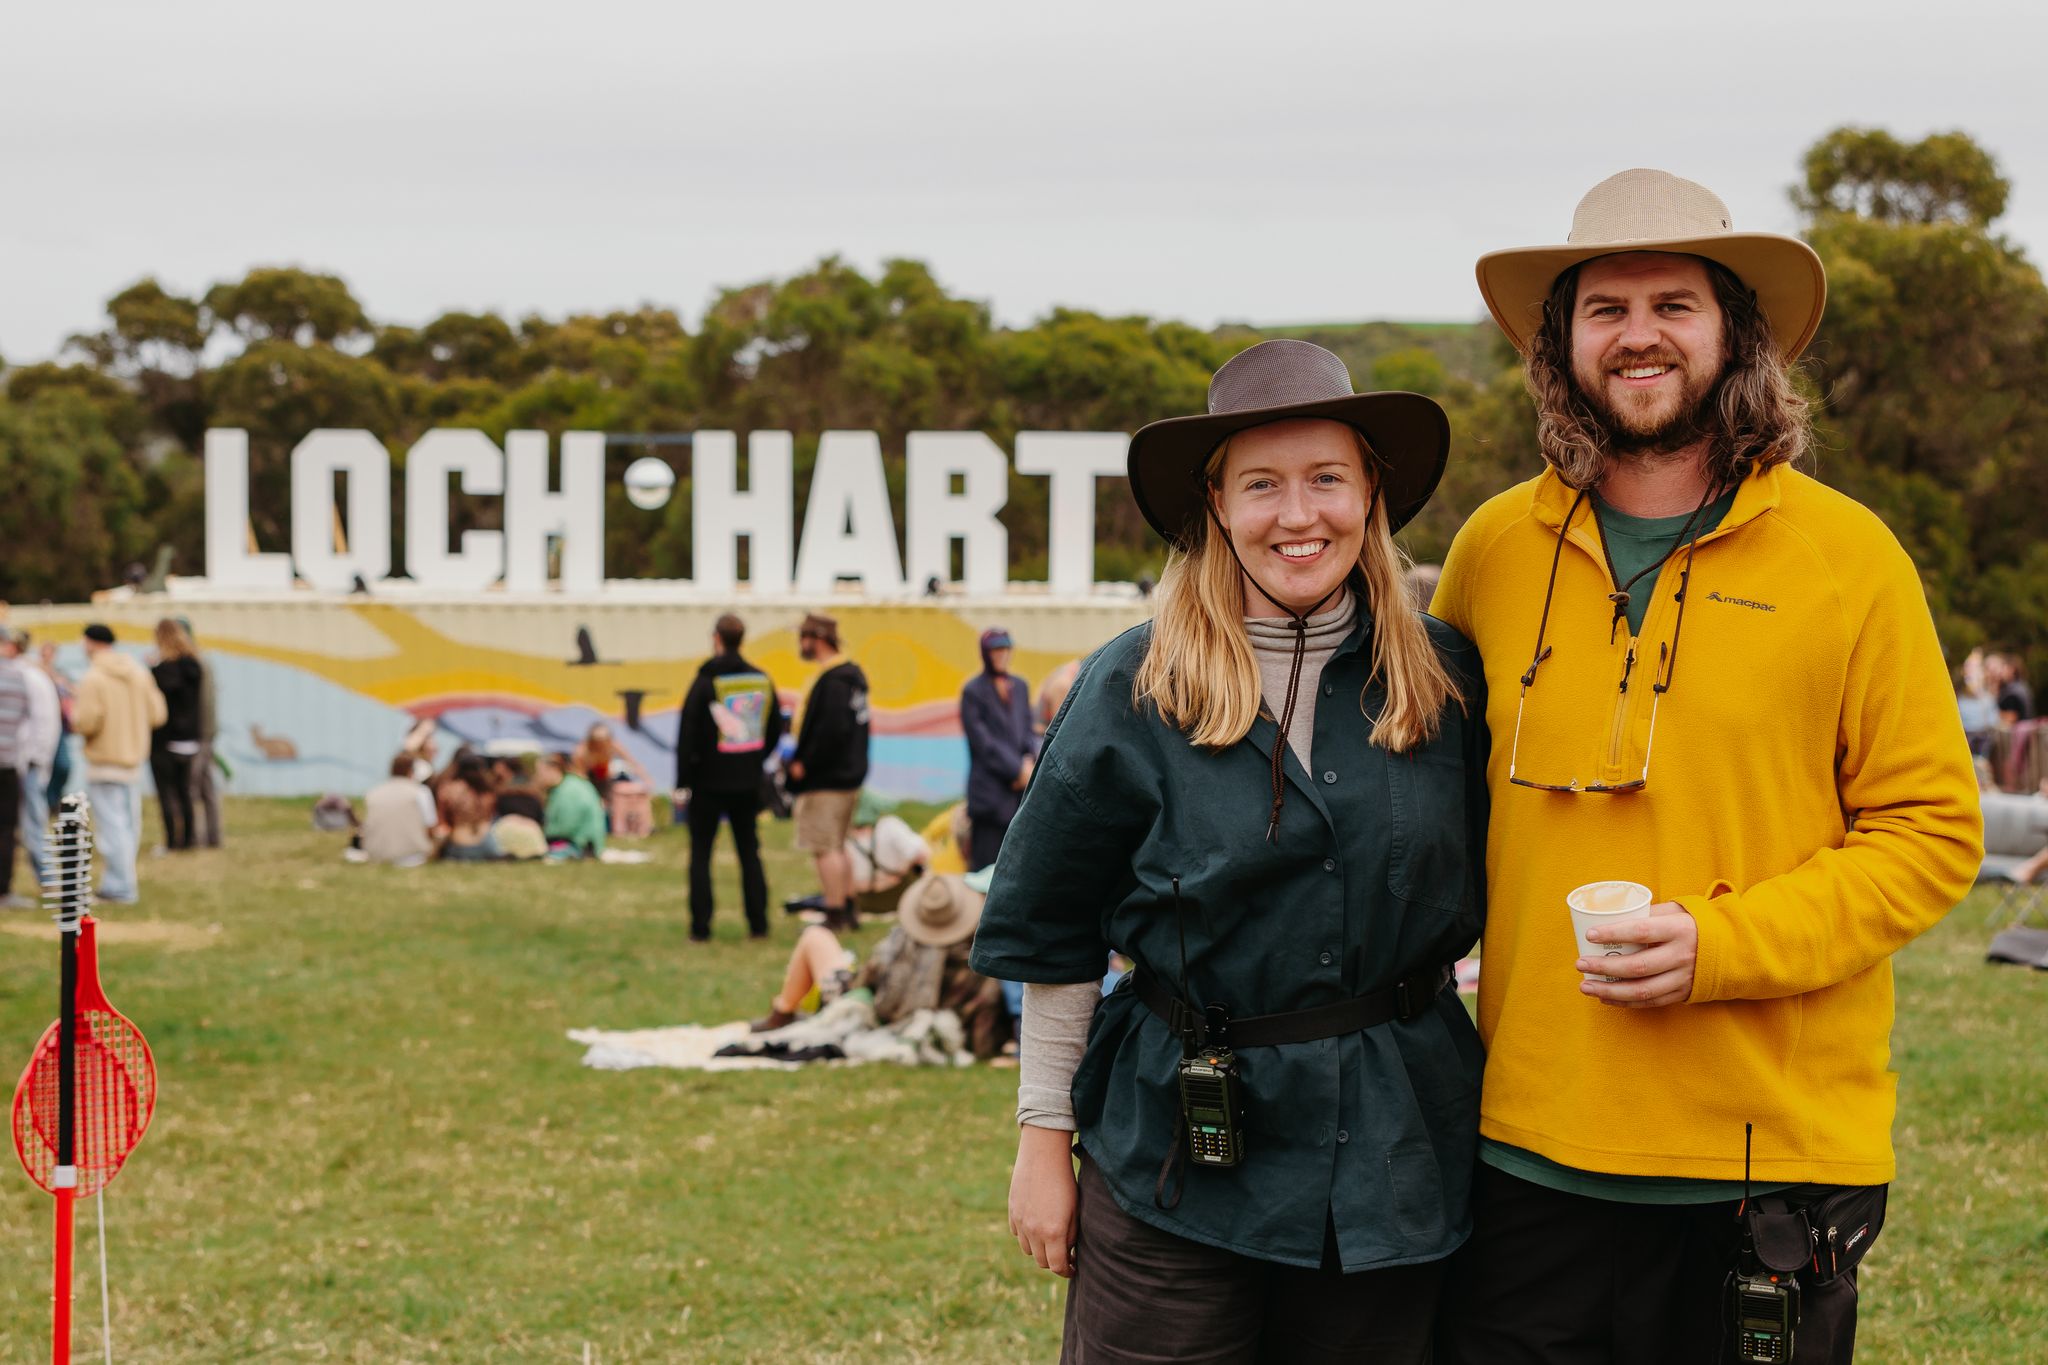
[971,610,1489,1272]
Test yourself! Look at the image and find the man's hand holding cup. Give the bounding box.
[1569,880,1697,1008]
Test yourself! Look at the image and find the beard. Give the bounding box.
[1573,347,1723,460]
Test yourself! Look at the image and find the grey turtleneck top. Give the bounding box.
[1244,591,1357,771]
[1015,592,1358,1130]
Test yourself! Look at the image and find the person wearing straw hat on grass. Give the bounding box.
[972,339,1489,1361]
[1430,170,1982,1363]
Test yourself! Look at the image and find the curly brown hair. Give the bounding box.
[1524,258,1812,490]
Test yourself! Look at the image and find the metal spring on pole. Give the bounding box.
[44,792,95,933]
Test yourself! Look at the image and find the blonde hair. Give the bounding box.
[153,618,196,661]
[1133,432,1461,752]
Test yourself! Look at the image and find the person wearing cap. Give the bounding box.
[1431,170,1983,1362]
[959,626,1036,873]
[787,612,871,932]
[674,612,786,941]
[1,629,61,906]
[73,623,168,906]
[972,339,1488,1360]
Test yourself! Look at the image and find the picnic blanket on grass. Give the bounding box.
[569,996,973,1071]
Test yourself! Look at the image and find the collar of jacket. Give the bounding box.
[1527,463,1784,560]
[1242,593,1375,832]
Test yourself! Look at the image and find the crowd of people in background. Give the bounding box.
[1962,646,2043,792]
[339,727,628,867]
[0,613,235,913]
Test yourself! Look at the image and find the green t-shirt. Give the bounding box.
[1479,1137,1782,1205]
[1592,488,1738,636]
[544,773,608,856]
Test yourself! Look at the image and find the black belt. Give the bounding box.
[1132,963,1452,1049]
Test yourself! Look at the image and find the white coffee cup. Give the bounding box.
[1566,881,1654,982]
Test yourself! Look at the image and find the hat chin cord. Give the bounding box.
[1200,484,1380,844]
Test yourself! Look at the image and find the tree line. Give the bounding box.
[2,127,2043,679]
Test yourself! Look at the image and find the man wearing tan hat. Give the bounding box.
[1431,170,1982,1362]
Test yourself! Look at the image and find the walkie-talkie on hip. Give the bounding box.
[1170,877,1246,1168]
[1728,1123,1799,1363]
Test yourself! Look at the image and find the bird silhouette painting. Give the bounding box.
[569,625,618,667]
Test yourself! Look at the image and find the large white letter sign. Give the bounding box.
[405,429,505,592]
[203,428,292,590]
[1014,432,1130,596]
[504,430,605,593]
[692,431,794,593]
[905,432,1010,595]
[793,431,904,594]
[290,430,392,592]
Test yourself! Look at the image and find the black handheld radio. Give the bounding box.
[1171,878,1246,1168]
[1728,1123,1799,1363]
[1177,1039,1245,1167]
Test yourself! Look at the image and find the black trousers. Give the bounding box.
[0,766,19,897]
[1061,1151,1441,1364]
[968,815,1009,873]
[1435,1162,1865,1365]
[150,749,196,851]
[687,789,767,938]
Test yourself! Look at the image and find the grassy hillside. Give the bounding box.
[1,800,2038,1362]
[1224,319,1507,390]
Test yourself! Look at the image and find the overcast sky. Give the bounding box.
[5,0,2044,363]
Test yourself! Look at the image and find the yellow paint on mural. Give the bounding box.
[13,597,1147,723]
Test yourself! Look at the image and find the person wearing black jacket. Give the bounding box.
[960,627,1036,872]
[674,613,786,941]
[148,617,204,852]
[786,612,870,931]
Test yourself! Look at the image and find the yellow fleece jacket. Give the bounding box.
[1432,465,1981,1185]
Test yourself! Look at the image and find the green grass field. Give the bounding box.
[1,799,2041,1363]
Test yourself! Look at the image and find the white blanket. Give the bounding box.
[569,996,974,1071]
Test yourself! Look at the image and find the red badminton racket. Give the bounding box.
[11,796,156,1365]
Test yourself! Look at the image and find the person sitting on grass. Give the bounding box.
[489,754,546,824]
[749,870,1008,1060]
[487,754,548,858]
[539,751,606,860]
[358,752,439,868]
[436,751,501,862]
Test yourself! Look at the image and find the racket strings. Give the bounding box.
[16,1015,153,1197]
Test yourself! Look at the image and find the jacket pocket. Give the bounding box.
[1387,1141,1447,1239]
[1384,742,1471,915]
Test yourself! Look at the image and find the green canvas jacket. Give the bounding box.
[972,609,1488,1271]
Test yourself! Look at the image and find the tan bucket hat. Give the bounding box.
[896,872,985,947]
[1476,168,1827,359]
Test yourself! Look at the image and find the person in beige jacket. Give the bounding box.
[73,624,166,904]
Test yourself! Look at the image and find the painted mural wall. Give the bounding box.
[11,595,1152,803]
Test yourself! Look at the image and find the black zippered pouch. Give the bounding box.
[1746,1184,1888,1285]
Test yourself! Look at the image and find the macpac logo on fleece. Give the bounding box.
[1705,591,1777,613]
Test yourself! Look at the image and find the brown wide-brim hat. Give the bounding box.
[897,872,985,948]
[1476,167,1827,360]
[1128,338,1449,549]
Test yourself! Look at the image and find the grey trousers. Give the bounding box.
[189,741,222,847]
[1060,1151,1441,1364]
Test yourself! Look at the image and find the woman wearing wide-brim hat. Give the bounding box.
[971,338,1490,1362]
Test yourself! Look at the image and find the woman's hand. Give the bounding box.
[1008,1123,1079,1278]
